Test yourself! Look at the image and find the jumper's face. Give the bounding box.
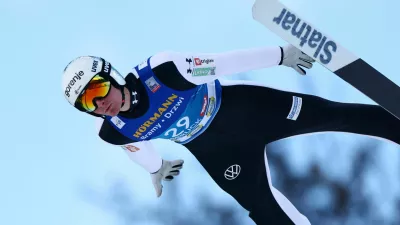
[75,72,124,117]
[92,84,123,117]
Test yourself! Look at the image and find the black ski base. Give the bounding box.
[335,59,400,120]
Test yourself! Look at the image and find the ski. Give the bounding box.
[252,0,400,120]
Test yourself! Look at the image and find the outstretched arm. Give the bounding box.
[149,45,314,85]
[155,46,281,85]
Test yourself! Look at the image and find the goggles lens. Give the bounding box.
[77,75,111,112]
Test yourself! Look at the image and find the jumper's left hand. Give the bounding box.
[279,44,316,75]
[150,159,184,198]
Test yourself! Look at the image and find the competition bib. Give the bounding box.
[105,57,221,144]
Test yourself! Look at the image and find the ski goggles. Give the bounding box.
[76,74,111,112]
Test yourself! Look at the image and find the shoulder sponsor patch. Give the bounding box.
[287,96,302,120]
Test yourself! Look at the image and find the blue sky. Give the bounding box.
[1,0,399,224]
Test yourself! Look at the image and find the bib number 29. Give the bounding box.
[165,116,190,138]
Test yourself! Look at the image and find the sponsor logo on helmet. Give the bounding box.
[91,60,98,73]
[104,61,110,73]
[65,71,84,98]
[74,85,83,95]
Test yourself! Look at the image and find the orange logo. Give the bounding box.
[123,145,140,152]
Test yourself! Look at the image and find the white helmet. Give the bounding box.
[62,56,126,113]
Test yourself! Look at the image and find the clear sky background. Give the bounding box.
[1,0,399,224]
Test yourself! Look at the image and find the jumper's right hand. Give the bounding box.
[150,159,184,197]
[279,44,315,75]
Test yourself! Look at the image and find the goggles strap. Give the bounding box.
[120,85,125,108]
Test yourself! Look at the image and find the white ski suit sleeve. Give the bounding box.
[121,141,162,173]
[149,45,282,85]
